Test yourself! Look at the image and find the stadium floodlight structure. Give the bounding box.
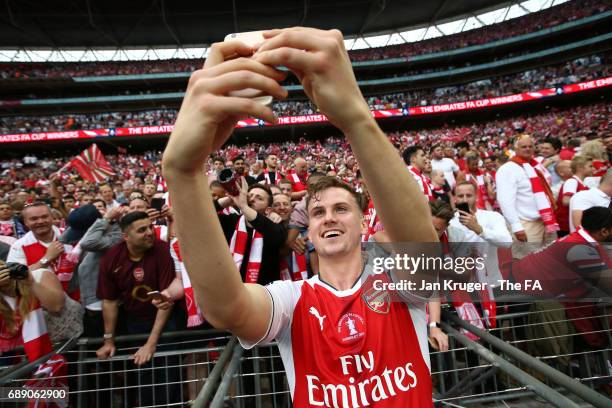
[0,0,570,62]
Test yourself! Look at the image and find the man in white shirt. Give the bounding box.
[450,182,513,285]
[98,183,120,211]
[430,143,461,189]
[495,135,557,249]
[569,169,612,232]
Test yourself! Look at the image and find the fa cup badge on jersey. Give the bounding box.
[362,286,390,314]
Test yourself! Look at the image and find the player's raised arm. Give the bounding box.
[162,40,288,342]
[255,28,437,243]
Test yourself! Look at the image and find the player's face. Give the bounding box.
[307,187,363,258]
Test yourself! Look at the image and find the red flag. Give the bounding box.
[68,144,115,183]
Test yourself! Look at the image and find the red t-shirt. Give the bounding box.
[559,148,575,160]
[511,229,610,298]
[97,240,175,321]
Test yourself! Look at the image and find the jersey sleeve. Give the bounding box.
[238,279,303,349]
[563,179,578,196]
[6,241,26,265]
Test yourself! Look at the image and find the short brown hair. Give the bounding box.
[306,176,362,211]
[455,181,476,192]
[429,200,454,223]
[248,183,273,207]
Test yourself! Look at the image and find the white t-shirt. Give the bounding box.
[431,158,459,188]
[569,188,611,232]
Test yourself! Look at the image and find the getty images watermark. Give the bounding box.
[360,242,611,303]
[370,252,541,293]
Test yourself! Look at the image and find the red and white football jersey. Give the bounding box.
[240,263,433,407]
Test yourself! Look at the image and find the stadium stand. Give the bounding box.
[0,1,610,407]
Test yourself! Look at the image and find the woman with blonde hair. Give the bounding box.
[580,140,609,177]
[0,261,65,363]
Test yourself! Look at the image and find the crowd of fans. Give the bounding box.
[349,0,608,61]
[0,99,610,404]
[0,0,607,80]
[1,54,607,134]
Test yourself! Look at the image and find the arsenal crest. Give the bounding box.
[362,286,390,314]
[133,267,145,282]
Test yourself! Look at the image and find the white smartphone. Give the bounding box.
[224,30,273,106]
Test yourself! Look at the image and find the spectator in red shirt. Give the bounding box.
[95,211,176,365]
[454,141,470,172]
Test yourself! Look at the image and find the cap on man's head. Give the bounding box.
[62,204,101,244]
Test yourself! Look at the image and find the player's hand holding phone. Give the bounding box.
[163,35,288,175]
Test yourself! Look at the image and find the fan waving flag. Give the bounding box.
[69,144,115,183]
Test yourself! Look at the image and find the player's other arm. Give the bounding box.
[162,40,287,343]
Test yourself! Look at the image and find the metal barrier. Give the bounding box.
[0,329,228,408]
[1,302,609,407]
[444,306,612,408]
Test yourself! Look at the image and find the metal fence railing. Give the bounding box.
[199,303,611,408]
[0,329,228,408]
[1,302,609,407]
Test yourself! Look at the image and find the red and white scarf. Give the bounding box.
[170,239,204,328]
[280,252,308,281]
[229,215,264,284]
[465,170,492,210]
[408,166,433,201]
[25,354,67,408]
[511,157,559,233]
[21,231,78,300]
[362,200,379,242]
[263,169,281,186]
[440,232,487,340]
[2,295,53,362]
[287,170,307,192]
[218,206,239,216]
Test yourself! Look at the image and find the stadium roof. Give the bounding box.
[0,0,569,61]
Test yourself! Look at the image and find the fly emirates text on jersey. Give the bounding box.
[306,350,419,407]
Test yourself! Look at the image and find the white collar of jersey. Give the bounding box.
[309,274,363,297]
[577,227,596,243]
